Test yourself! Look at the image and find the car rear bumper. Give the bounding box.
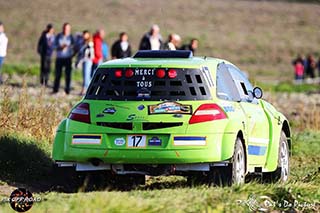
[53,130,238,164]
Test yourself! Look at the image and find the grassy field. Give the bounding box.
[1,0,320,81]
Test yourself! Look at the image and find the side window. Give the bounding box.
[227,64,257,103]
[216,63,241,101]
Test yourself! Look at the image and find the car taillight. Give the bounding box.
[115,69,122,78]
[125,69,134,78]
[168,69,177,78]
[189,104,227,124]
[156,69,166,78]
[69,103,90,123]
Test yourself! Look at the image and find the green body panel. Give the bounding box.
[261,100,290,171]
[52,56,290,173]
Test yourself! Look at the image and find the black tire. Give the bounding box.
[52,165,86,192]
[263,131,290,183]
[81,171,112,191]
[186,173,208,186]
[110,174,146,190]
[208,137,246,186]
[230,138,246,185]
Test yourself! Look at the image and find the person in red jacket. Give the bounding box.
[91,28,105,77]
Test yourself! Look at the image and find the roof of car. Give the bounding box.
[99,50,225,69]
[99,56,225,69]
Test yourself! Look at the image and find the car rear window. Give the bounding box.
[85,68,212,101]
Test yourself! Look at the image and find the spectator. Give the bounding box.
[139,24,163,50]
[305,54,316,79]
[53,23,74,94]
[92,29,105,77]
[180,38,198,55]
[111,32,132,59]
[317,57,320,77]
[164,34,181,50]
[37,24,55,86]
[74,32,84,56]
[0,21,8,84]
[78,30,94,95]
[294,61,304,83]
[102,41,108,61]
[292,54,304,66]
[73,32,84,67]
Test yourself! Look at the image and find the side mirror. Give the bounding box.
[253,87,263,99]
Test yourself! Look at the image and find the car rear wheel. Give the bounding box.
[207,137,246,186]
[263,131,289,183]
[110,174,146,190]
[231,138,246,185]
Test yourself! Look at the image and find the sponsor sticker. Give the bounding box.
[173,136,206,146]
[148,102,192,115]
[114,138,126,146]
[72,135,102,145]
[148,136,162,146]
[96,113,105,118]
[223,105,235,112]
[103,107,116,114]
[138,104,145,111]
[126,114,147,121]
[137,88,151,99]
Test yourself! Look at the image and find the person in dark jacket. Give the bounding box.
[53,23,74,94]
[305,54,316,79]
[180,38,199,55]
[111,32,132,59]
[37,24,55,86]
[139,25,163,50]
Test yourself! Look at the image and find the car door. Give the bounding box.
[226,65,270,166]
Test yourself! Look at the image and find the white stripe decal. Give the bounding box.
[248,137,269,145]
[72,138,101,144]
[174,140,206,146]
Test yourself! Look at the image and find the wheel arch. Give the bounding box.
[282,120,291,152]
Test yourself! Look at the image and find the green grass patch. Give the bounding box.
[259,81,320,93]
[2,64,39,76]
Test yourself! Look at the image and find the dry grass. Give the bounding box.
[0,83,60,141]
[1,0,320,81]
[264,92,320,131]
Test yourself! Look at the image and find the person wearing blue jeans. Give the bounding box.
[0,21,8,84]
[78,30,94,95]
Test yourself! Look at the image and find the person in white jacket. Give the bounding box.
[0,22,8,84]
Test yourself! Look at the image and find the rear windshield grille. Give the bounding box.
[85,68,212,101]
[142,122,183,130]
[96,122,133,130]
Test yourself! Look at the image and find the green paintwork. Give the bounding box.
[52,56,291,174]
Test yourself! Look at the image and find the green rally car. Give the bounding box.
[53,50,291,185]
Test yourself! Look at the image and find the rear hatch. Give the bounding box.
[85,67,213,134]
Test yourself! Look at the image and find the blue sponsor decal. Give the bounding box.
[148,136,162,146]
[248,145,267,156]
[223,106,235,112]
[138,104,145,111]
[173,136,206,141]
[137,88,151,99]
